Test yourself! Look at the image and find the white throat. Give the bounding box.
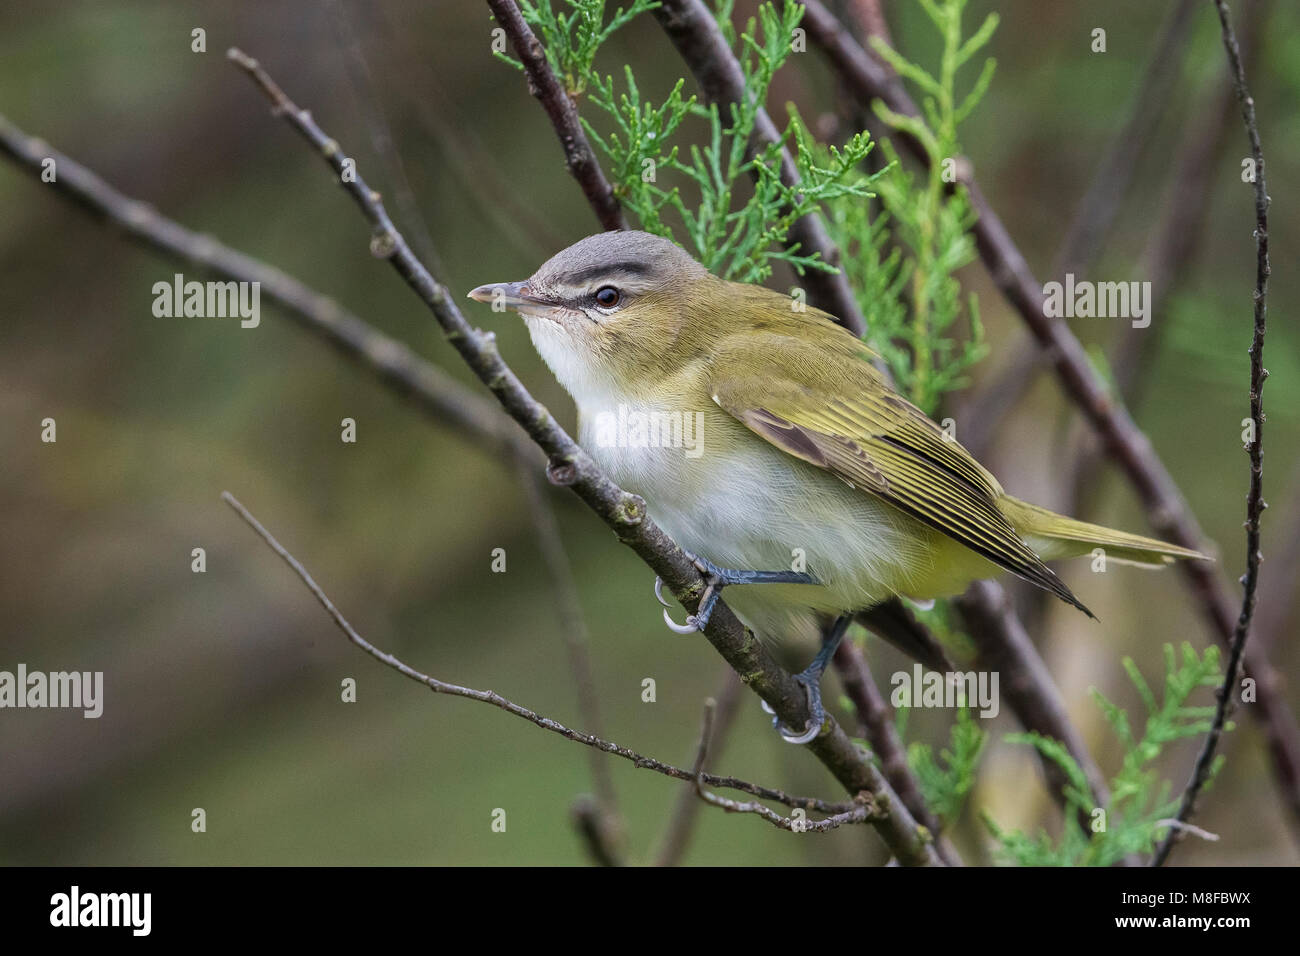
[521,315,623,413]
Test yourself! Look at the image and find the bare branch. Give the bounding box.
[225,46,941,865]
[957,582,1110,805]
[220,490,853,817]
[0,112,525,465]
[1153,0,1271,866]
[486,0,628,232]
[832,638,962,864]
[688,699,880,833]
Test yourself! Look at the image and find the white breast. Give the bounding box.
[578,400,926,645]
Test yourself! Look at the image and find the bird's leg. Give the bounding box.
[654,553,817,634]
[762,615,852,744]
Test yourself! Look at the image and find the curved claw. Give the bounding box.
[767,671,828,744]
[776,718,823,745]
[662,606,701,635]
[653,576,674,609]
[760,699,776,716]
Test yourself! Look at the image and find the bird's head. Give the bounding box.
[468,230,715,401]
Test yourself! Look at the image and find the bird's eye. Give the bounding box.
[594,286,621,308]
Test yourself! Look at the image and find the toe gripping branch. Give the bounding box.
[654,553,818,635]
[652,554,847,745]
[761,614,852,744]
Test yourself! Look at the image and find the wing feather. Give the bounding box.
[710,335,1093,617]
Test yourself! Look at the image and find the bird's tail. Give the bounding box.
[999,496,1211,568]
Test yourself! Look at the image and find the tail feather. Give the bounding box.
[999,497,1211,568]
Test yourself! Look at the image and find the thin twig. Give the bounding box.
[1153,819,1220,843]
[0,112,526,464]
[688,699,879,833]
[225,46,941,864]
[832,637,963,864]
[1152,0,1270,866]
[221,490,852,816]
[486,0,628,232]
[957,581,1111,810]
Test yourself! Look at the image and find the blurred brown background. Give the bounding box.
[0,0,1296,865]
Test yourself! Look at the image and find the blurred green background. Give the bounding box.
[0,0,1296,865]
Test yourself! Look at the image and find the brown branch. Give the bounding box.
[220,491,852,819]
[650,0,868,337]
[0,113,526,464]
[798,0,1300,830]
[1152,0,1270,866]
[957,582,1110,805]
[486,0,628,232]
[846,0,894,52]
[688,699,880,833]
[832,637,962,864]
[225,46,940,865]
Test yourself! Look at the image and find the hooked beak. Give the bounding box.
[466,280,549,312]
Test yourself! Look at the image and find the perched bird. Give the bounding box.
[469,231,1207,742]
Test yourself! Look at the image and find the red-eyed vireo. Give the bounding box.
[469,231,1207,742]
